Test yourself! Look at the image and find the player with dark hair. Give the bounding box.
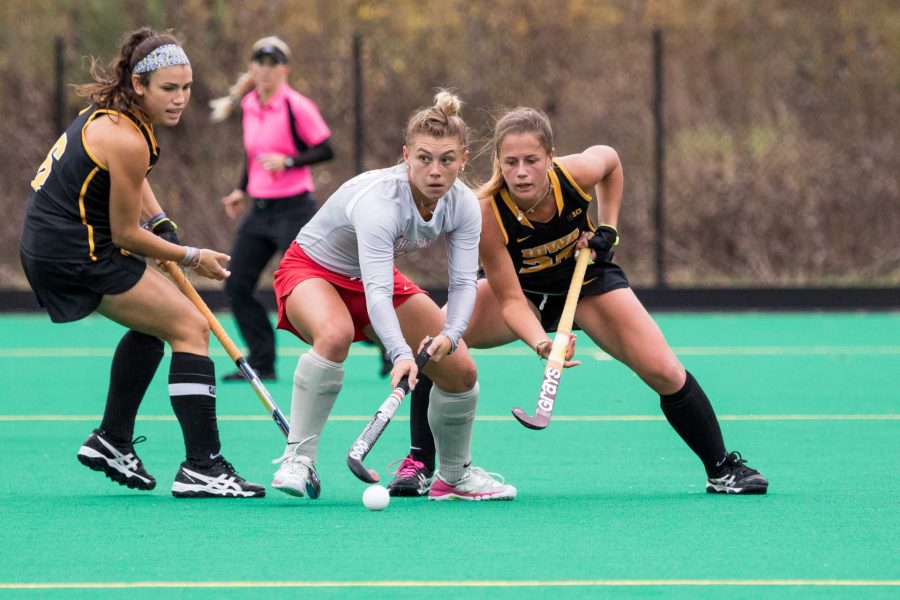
[19,27,264,498]
[269,90,516,502]
[387,107,768,497]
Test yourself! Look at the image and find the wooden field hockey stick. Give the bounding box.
[512,249,592,430]
[347,341,433,484]
[163,262,291,438]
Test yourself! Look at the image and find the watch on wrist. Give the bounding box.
[283,156,295,168]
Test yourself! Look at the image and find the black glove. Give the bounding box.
[586,225,618,262]
[145,213,180,245]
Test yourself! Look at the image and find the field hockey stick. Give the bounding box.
[512,248,591,430]
[347,341,433,483]
[163,262,290,438]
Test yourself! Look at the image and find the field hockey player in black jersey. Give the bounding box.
[19,27,264,498]
[387,107,768,497]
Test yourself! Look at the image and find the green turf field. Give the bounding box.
[0,312,898,599]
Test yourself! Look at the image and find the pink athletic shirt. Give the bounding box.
[240,83,331,199]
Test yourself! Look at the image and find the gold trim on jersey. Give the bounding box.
[81,111,109,171]
[547,169,565,213]
[136,113,159,154]
[488,196,509,245]
[492,160,597,248]
[498,187,534,228]
[552,159,593,201]
[78,167,101,261]
[80,109,158,172]
[552,158,596,231]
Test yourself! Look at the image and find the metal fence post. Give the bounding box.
[352,33,364,174]
[54,36,65,135]
[652,28,667,288]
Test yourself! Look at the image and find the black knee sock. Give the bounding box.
[169,352,221,467]
[659,371,727,476]
[100,330,164,444]
[409,374,436,471]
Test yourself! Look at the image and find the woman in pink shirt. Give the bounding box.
[211,36,334,382]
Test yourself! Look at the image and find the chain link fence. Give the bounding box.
[2,1,897,292]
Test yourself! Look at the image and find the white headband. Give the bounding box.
[133,44,190,74]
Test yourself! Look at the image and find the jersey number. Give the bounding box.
[30,133,68,191]
[520,244,576,274]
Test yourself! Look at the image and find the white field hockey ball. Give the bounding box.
[362,484,390,511]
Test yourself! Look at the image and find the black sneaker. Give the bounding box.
[706,451,768,495]
[386,455,434,497]
[77,429,156,490]
[222,368,276,382]
[171,457,266,498]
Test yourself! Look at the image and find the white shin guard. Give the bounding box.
[428,382,478,483]
[288,350,344,461]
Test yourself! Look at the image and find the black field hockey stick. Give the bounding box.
[347,341,433,483]
[164,262,290,437]
[512,249,591,430]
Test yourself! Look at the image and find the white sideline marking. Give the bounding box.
[1,578,898,590]
[2,345,900,359]
[0,414,897,423]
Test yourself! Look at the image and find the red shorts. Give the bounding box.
[273,242,425,343]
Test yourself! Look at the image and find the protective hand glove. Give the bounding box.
[145,212,180,245]
[586,225,618,262]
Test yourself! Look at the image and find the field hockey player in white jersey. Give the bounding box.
[268,90,516,501]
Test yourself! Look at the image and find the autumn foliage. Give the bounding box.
[2,0,898,288]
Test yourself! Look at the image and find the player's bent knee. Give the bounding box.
[310,329,354,363]
[458,365,478,391]
[644,358,685,392]
[431,359,477,393]
[165,309,209,350]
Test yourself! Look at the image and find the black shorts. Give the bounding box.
[522,261,630,332]
[19,249,147,323]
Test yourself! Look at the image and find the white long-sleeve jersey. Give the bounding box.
[295,164,481,363]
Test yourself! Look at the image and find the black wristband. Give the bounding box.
[147,215,180,245]
[586,225,618,261]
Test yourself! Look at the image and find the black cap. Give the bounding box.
[251,45,288,64]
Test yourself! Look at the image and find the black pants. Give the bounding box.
[225,192,317,372]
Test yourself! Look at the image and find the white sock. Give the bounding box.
[287,350,344,461]
[428,382,478,483]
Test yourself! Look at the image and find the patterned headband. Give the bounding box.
[133,44,190,75]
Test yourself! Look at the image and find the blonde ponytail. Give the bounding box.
[209,72,255,123]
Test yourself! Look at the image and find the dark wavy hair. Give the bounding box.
[74,27,182,113]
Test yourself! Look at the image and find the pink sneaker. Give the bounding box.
[428,466,517,501]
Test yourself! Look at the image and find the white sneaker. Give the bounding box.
[428,466,517,501]
[271,445,320,499]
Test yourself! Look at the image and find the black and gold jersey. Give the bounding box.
[20,106,159,263]
[487,160,597,294]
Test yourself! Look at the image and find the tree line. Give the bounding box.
[1,0,897,288]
